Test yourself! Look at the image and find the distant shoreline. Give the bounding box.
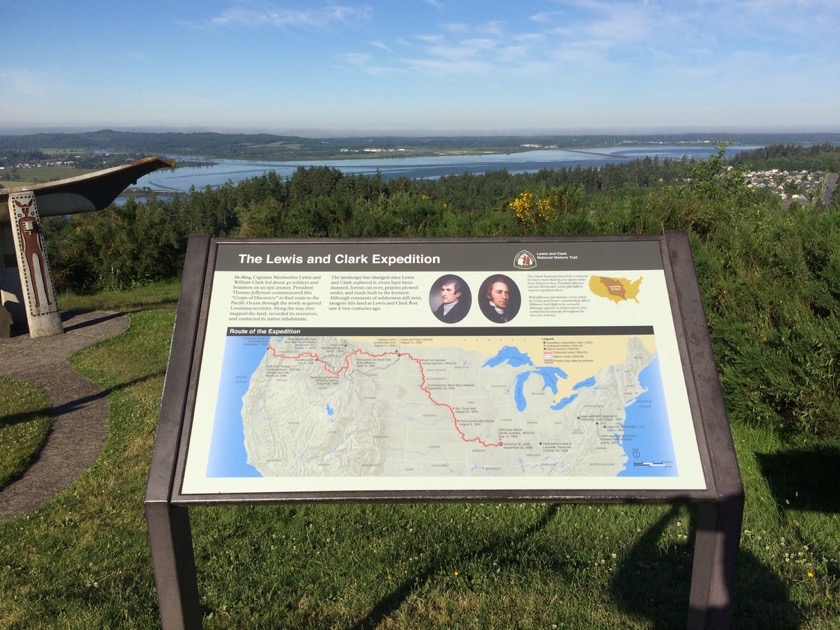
[4,132,838,192]
[122,144,767,194]
[3,129,839,165]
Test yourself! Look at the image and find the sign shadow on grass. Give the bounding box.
[757,445,840,584]
[350,502,794,629]
[350,504,563,629]
[756,445,840,515]
[611,504,803,628]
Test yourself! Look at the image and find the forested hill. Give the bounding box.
[0,130,303,156]
[732,143,840,171]
[2,129,840,161]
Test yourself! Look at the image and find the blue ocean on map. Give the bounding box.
[206,336,270,477]
[617,355,677,477]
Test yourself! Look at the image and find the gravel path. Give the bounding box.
[0,311,129,522]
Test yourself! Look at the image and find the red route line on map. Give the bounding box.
[267,344,503,448]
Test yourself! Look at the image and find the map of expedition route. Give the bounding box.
[206,332,677,479]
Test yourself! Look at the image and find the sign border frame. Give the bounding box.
[159,233,738,504]
[145,232,744,629]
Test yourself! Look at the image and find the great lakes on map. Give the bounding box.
[205,333,678,480]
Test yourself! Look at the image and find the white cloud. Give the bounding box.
[400,56,492,77]
[124,50,151,63]
[423,0,445,10]
[529,11,560,24]
[341,52,373,66]
[0,68,57,99]
[338,51,402,76]
[210,4,372,29]
[330,0,837,128]
[474,21,506,37]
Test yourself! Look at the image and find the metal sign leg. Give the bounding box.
[687,495,744,629]
[146,502,202,630]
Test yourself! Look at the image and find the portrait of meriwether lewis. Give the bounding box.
[478,274,521,323]
[429,274,471,323]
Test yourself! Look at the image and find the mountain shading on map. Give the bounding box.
[589,275,642,303]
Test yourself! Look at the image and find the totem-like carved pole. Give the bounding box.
[0,157,174,338]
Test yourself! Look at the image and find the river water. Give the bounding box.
[131,145,760,193]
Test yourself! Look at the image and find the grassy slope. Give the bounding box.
[0,292,837,628]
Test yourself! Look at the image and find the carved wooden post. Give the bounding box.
[7,191,63,337]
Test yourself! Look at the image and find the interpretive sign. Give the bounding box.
[147,234,743,629]
[178,238,708,498]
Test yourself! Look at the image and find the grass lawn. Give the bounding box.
[57,280,181,313]
[0,288,837,628]
[0,379,51,489]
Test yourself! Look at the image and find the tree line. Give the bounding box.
[43,149,840,439]
[732,142,840,172]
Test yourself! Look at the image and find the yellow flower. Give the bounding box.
[536,196,557,222]
[509,191,536,226]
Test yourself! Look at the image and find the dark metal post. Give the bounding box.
[145,235,211,629]
[145,503,202,629]
[687,495,745,629]
[663,231,745,629]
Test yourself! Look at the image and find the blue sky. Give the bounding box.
[2,0,838,135]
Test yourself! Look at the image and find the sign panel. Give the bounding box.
[178,239,707,496]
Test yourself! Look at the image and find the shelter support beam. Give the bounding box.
[0,156,174,337]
